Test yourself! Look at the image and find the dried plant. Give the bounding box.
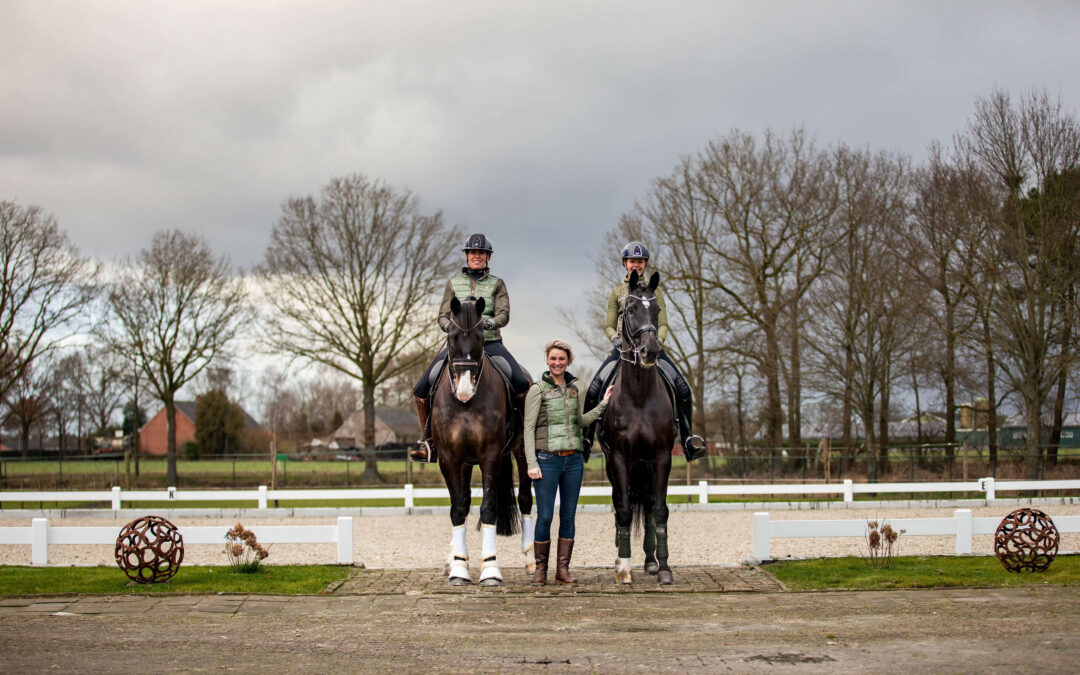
[223,522,269,573]
[865,519,905,569]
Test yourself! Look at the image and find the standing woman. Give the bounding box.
[524,339,611,585]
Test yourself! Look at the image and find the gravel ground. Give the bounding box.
[3,503,1079,569]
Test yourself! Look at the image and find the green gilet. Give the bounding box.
[451,272,500,341]
[533,374,582,453]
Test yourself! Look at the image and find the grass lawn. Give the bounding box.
[0,564,349,596]
[769,554,1080,591]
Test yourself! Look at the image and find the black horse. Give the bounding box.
[599,270,677,585]
[432,295,534,586]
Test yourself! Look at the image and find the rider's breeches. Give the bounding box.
[533,451,584,541]
[412,341,531,399]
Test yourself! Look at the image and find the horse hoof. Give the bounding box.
[616,571,633,585]
[525,562,537,575]
[480,577,502,587]
[644,561,659,575]
[449,576,471,586]
[658,570,674,586]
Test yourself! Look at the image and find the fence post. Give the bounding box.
[955,509,973,555]
[979,477,996,501]
[698,480,709,504]
[404,483,415,510]
[111,486,122,511]
[32,517,48,565]
[752,512,770,561]
[258,485,268,510]
[843,479,853,503]
[337,516,354,564]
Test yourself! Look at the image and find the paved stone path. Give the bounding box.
[330,564,784,595]
[2,567,1079,672]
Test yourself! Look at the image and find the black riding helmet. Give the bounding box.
[463,233,494,255]
[621,241,650,261]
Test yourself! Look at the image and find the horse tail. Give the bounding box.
[629,461,651,534]
[494,452,520,536]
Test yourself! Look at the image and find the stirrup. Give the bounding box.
[410,440,437,463]
[683,435,707,461]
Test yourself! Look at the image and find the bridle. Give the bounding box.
[446,312,486,391]
[619,292,658,365]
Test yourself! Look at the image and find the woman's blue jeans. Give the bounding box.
[533,451,584,541]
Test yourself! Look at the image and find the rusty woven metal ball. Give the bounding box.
[994,508,1058,573]
[114,515,185,584]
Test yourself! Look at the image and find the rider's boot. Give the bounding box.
[531,540,550,585]
[555,538,577,585]
[409,395,437,463]
[677,398,707,462]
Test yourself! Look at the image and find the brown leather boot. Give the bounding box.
[555,538,577,585]
[409,396,436,463]
[530,540,550,585]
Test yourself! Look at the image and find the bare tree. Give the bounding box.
[99,230,249,485]
[0,201,96,401]
[258,174,461,482]
[2,361,51,458]
[83,345,126,437]
[959,88,1080,478]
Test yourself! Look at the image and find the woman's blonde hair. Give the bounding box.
[544,339,574,365]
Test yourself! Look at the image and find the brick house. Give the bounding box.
[139,401,261,456]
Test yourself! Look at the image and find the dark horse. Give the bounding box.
[599,270,677,585]
[432,295,534,586]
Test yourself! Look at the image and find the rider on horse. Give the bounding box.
[411,233,531,463]
[583,241,708,461]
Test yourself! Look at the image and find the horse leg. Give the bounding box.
[514,447,536,574]
[653,452,674,586]
[607,452,634,585]
[441,459,472,585]
[643,513,658,575]
[477,455,503,586]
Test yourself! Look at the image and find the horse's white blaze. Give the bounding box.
[479,524,502,582]
[454,371,476,402]
[448,523,470,582]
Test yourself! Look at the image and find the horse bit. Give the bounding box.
[446,314,486,388]
[618,293,658,365]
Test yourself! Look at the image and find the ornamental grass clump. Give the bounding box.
[865,520,905,569]
[224,523,269,573]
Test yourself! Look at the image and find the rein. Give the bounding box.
[619,293,658,365]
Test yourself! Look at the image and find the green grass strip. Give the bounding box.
[0,564,349,596]
[769,554,1080,591]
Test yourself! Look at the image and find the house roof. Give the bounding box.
[154,401,262,430]
[331,407,421,442]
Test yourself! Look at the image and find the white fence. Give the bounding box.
[0,516,354,566]
[0,477,1077,510]
[751,509,1080,561]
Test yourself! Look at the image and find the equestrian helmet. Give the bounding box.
[462,233,494,255]
[621,241,651,261]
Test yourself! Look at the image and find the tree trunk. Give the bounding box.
[165,398,179,485]
[762,320,783,454]
[362,380,380,483]
[1023,397,1042,480]
[787,299,802,453]
[983,316,998,468]
[878,379,890,472]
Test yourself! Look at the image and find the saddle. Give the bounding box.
[429,350,525,448]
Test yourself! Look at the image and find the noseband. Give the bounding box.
[619,293,658,365]
[447,314,486,390]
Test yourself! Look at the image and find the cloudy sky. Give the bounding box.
[4,1,1080,390]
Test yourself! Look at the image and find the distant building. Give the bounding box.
[139,401,261,456]
[330,407,421,448]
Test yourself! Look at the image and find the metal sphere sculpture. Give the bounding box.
[994,508,1059,573]
[114,515,185,584]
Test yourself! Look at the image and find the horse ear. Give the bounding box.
[628,270,639,288]
[450,296,461,314]
[648,271,660,293]
[474,296,485,315]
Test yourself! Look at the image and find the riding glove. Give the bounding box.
[612,336,623,349]
[482,318,495,330]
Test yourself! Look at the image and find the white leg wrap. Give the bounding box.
[616,557,633,584]
[479,524,502,582]
[520,514,535,555]
[448,524,469,581]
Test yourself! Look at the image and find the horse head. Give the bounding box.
[621,270,663,367]
[447,295,486,402]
